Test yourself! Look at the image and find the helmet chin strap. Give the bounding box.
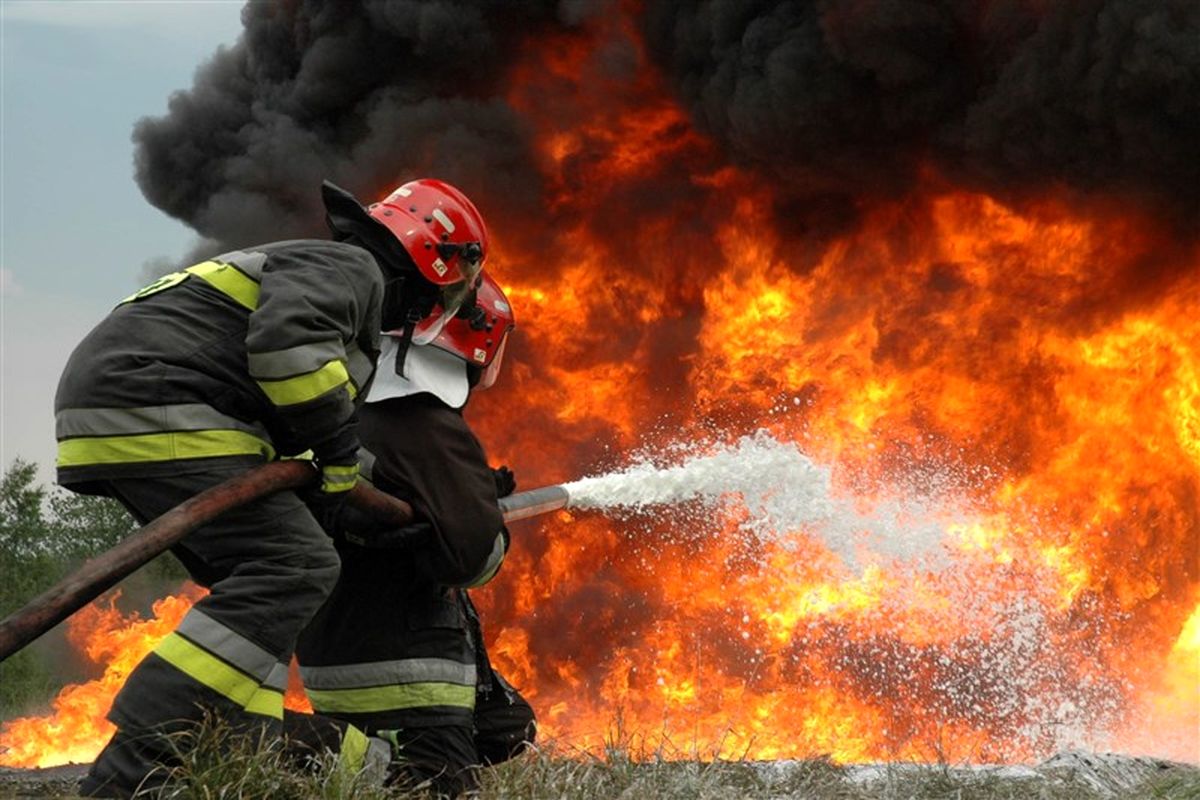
[393,306,422,378]
[381,277,439,379]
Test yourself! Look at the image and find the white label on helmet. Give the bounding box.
[493,300,510,312]
[432,208,456,233]
[432,258,448,276]
[474,348,487,362]
[394,186,413,197]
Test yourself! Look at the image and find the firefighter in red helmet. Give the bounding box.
[55,178,491,798]
[292,271,535,797]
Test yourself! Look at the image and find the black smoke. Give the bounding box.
[134,0,1200,257]
[641,0,1200,225]
[134,0,584,252]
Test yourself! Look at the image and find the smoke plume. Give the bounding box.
[134,1,578,251]
[640,0,1200,223]
[134,0,1199,253]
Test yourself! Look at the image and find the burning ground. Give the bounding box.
[3,0,1199,769]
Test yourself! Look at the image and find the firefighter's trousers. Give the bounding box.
[295,546,535,798]
[280,666,534,796]
[78,465,341,799]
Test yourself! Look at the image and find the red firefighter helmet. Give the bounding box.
[368,179,490,343]
[430,272,515,390]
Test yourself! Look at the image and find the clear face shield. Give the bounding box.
[476,334,509,390]
[411,244,484,345]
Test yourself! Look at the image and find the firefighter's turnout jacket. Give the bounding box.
[297,394,508,732]
[55,240,382,487]
[59,240,385,799]
[295,393,534,795]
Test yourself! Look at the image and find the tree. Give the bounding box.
[0,459,178,717]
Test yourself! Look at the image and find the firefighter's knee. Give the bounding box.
[306,540,342,598]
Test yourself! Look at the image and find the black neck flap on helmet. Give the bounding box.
[321,181,441,376]
[322,181,412,275]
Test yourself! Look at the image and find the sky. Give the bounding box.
[1,0,246,482]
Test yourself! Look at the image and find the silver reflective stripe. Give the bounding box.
[264,662,289,692]
[216,249,267,279]
[300,658,476,690]
[345,342,374,390]
[357,447,376,481]
[462,532,507,588]
[364,736,391,781]
[56,404,269,439]
[176,609,279,683]
[247,339,346,380]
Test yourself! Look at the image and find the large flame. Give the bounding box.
[466,13,1200,764]
[2,6,1197,769]
[0,588,203,768]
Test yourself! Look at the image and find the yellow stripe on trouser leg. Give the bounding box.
[306,682,476,715]
[321,464,359,493]
[244,686,285,718]
[153,633,284,719]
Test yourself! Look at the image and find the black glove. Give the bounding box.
[306,490,349,537]
[492,465,516,498]
[303,425,360,534]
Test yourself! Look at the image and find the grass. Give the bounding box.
[1,722,1196,799]
[479,745,1200,800]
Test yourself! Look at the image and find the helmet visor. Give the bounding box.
[409,280,474,345]
[411,246,484,345]
[477,334,509,390]
[411,302,457,345]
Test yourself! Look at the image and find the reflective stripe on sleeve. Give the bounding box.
[321,464,359,494]
[461,532,507,588]
[345,342,375,393]
[356,448,377,482]
[248,340,348,381]
[153,633,284,719]
[186,261,261,311]
[306,682,476,714]
[57,429,274,468]
[256,359,351,407]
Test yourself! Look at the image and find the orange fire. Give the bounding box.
[465,10,1199,765]
[2,5,1198,770]
[0,587,204,768]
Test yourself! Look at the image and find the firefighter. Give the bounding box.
[55,178,491,798]
[293,272,536,797]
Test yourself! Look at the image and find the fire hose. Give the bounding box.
[0,462,572,663]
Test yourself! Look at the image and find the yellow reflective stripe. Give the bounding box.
[186,261,261,310]
[154,633,282,719]
[321,464,359,494]
[118,272,189,305]
[57,429,274,467]
[244,687,285,719]
[257,359,350,407]
[338,726,369,775]
[307,682,476,715]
